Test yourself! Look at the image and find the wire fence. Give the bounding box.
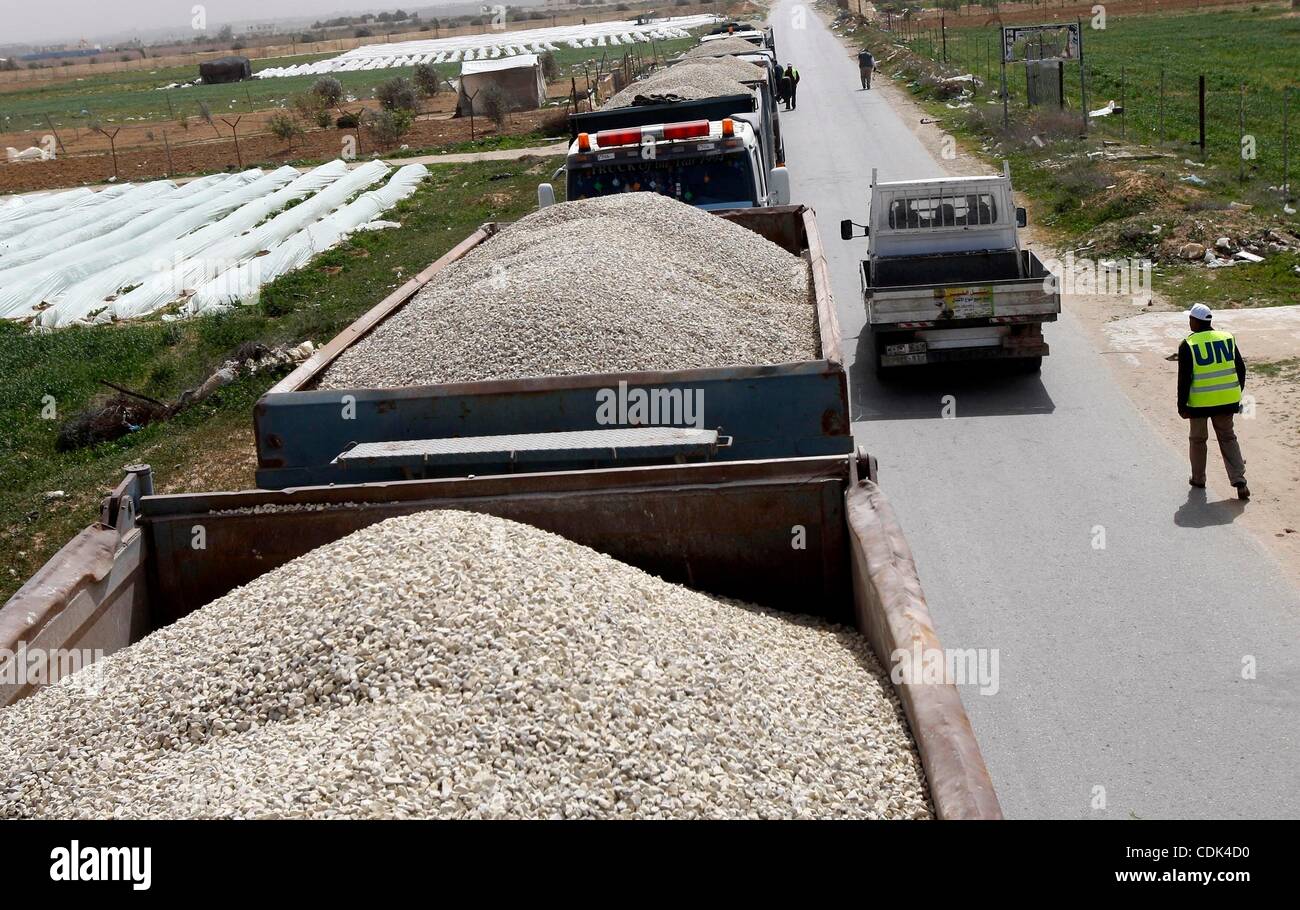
[889,22,1298,190]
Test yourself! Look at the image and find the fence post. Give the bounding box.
[1120,66,1126,139]
[1238,83,1246,182]
[1078,18,1088,132]
[1198,74,1206,158]
[1159,66,1165,143]
[1284,86,1292,197]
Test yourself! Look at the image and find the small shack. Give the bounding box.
[456,54,546,117]
[199,56,252,85]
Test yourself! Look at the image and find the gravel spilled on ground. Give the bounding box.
[317,192,817,390]
[0,510,932,819]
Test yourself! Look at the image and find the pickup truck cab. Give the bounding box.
[841,165,1059,374]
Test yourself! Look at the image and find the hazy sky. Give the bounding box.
[6,1,428,45]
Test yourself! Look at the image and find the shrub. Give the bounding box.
[312,76,344,106]
[539,51,560,82]
[365,108,414,146]
[336,111,361,128]
[375,76,418,112]
[269,111,305,144]
[413,62,441,97]
[478,84,509,130]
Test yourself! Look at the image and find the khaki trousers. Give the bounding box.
[1189,413,1246,486]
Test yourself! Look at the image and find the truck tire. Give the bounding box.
[1015,356,1043,374]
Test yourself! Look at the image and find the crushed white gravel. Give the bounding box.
[603,59,761,109]
[0,510,931,819]
[317,192,817,390]
[683,37,768,59]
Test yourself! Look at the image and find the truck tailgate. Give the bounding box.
[868,276,1060,326]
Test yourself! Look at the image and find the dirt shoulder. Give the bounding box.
[821,4,1300,587]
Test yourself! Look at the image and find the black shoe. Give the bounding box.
[1235,482,1251,500]
[1189,478,1206,488]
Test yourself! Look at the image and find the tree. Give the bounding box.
[540,51,560,81]
[217,24,234,42]
[268,111,305,146]
[312,76,344,106]
[375,76,418,112]
[413,63,441,97]
[365,108,413,147]
[478,84,509,130]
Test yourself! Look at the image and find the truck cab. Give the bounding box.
[542,94,789,211]
[841,166,1059,374]
[562,116,786,210]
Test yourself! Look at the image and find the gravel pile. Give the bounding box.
[318,192,817,390]
[0,510,931,819]
[602,61,754,109]
[683,37,766,59]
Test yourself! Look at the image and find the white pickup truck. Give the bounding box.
[841,166,1059,375]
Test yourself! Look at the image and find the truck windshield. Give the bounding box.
[568,152,757,208]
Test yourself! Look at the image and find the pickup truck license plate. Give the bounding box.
[885,341,928,356]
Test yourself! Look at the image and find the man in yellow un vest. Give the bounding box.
[1178,303,1249,499]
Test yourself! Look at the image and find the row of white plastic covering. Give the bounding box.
[0,160,428,327]
[185,163,428,316]
[253,15,714,78]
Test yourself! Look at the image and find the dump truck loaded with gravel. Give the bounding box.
[544,52,788,211]
[0,194,1001,820]
[255,192,845,488]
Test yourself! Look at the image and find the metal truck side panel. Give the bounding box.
[145,457,853,627]
[0,473,152,708]
[845,479,1003,820]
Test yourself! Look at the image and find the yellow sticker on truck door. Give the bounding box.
[934,287,995,319]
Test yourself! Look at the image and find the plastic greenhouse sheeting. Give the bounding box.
[0,177,212,280]
[38,168,304,327]
[0,172,259,320]
[0,188,96,236]
[104,160,353,323]
[0,183,154,255]
[186,163,425,314]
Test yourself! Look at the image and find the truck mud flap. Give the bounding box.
[845,479,1002,820]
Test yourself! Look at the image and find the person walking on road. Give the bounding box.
[779,69,793,110]
[1178,303,1249,499]
[858,51,875,89]
[785,64,800,109]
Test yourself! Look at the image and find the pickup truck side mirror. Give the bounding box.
[538,183,556,209]
[1016,207,1027,228]
[840,220,869,240]
[768,166,791,206]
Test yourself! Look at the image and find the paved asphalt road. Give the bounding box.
[771,1,1300,818]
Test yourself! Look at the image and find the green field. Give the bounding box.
[0,156,563,601]
[899,6,1300,184]
[0,34,701,133]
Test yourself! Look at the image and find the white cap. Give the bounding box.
[1186,303,1213,321]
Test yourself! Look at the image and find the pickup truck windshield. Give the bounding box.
[569,152,757,208]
